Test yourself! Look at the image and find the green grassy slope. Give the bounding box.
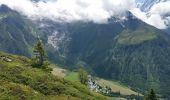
[0,52,106,100]
[116,27,157,45]
[64,72,79,82]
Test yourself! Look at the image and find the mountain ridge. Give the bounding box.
[0,5,39,57]
[0,4,170,98]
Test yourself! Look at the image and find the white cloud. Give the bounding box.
[0,0,135,23]
[0,0,169,29]
[131,8,167,29]
[147,14,167,29]
[150,1,170,16]
[131,1,170,29]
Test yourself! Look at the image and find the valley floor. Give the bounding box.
[51,65,142,97]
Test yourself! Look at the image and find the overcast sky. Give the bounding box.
[0,0,169,29]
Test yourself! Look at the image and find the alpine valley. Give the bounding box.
[0,0,170,99]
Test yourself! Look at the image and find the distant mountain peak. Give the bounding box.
[135,0,168,11]
[0,4,12,13]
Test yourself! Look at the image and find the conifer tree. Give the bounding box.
[146,89,157,100]
[32,40,47,68]
[78,66,88,85]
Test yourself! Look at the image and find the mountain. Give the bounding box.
[0,51,106,100]
[135,0,157,11]
[0,5,38,57]
[1,5,170,98]
[135,0,164,11]
[37,13,170,98]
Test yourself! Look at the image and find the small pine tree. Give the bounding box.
[31,40,48,68]
[78,66,88,85]
[145,89,157,100]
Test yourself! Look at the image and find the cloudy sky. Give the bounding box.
[0,0,170,29]
[131,0,170,29]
